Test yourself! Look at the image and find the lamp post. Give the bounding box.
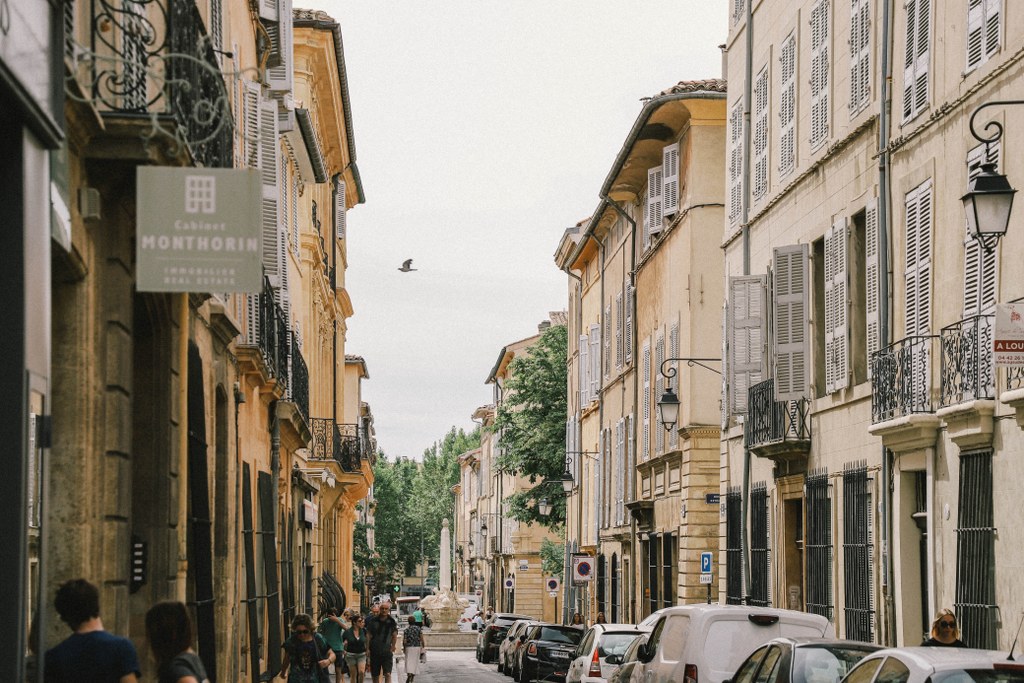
[962,100,1020,253]
[538,498,552,517]
[654,358,722,432]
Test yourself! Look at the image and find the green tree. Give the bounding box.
[540,536,565,578]
[493,324,568,527]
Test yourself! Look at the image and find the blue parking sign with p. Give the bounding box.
[701,552,713,574]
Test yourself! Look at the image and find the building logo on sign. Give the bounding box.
[185,175,217,214]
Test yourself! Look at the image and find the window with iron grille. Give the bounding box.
[750,482,771,607]
[806,469,834,620]
[955,449,997,649]
[662,533,676,608]
[597,555,607,617]
[726,487,744,605]
[843,461,874,641]
[646,536,660,615]
[611,554,620,623]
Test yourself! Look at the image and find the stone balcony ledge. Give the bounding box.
[868,413,941,453]
[936,400,996,450]
[1000,387,1024,429]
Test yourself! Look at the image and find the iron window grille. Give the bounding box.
[646,535,660,616]
[726,487,744,605]
[749,482,771,607]
[806,469,834,620]
[955,449,997,650]
[842,462,874,642]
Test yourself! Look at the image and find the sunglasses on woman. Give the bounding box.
[939,620,956,628]
[293,628,311,635]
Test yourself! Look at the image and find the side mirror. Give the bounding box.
[638,643,654,663]
[606,654,624,665]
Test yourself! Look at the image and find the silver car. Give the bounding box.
[841,647,1024,683]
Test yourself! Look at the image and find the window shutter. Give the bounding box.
[903,0,930,121]
[964,143,1000,316]
[647,166,665,236]
[244,80,261,169]
[615,418,625,526]
[850,0,871,115]
[579,335,589,405]
[266,0,293,93]
[905,179,933,336]
[753,66,769,199]
[626,414,635,504]
[662,143,680,218]
[984,0,1001,61]
[729,101,744,223]
[721,301,730,427]
[604,305,612,377]
[624,281,634,364]
[590,324,601,399]
[642,341,651,461]
[810,0,830,148]
[290,162,298,255]
[258,0,277,21]
[779,33,797,176]
[655,334,665,454]
[729,275,768,413]
[865,198,882,370]
[258,98,280,283]
[596,430,604,531]
[334,178,347,240]
[967,0,984,70]
[615,291,624,369]
[669,324,680,449]
[773,244,811,400]
[825,218,850,393]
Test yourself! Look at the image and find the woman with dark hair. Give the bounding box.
[342,613,369,683]
[281,613,335,682]
[144,601,209,683]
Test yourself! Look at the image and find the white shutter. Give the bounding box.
[334,178,347,240]
[290,161,298,255]
[669,324,680,449]
[655,334,665,454]
[663,143,680,218]
[590,324,601,399]
[984,0,1002,61]
[624,281,634,364]
[903,0,930,121]
[825,218,850,393]
[244,80,261,169]
[773,244,811,400]
[729,276,768,414]
[810,0,830,149]
[642,341,651,461]
[266,0,294,92]
[597,430,605,530]
[579,335,589,405]
[779,33,797,177]
[967,0,984,71]
[850,0,871,115]
[258,98,280,283]
[964,143,1000,315]
[905,179,933,336]
[865,198,882,371]
[258,0,277,21]
[729,101,744,223]
[615,291,624,369]
[647,165,665,236]
[615,418,625,526]
[753,66,769,199]
[626,414,635,505]
[604,305,612,377]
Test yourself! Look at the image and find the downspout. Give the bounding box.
[561,262,583,623]
[269,399,281,613]
[177,293,189,601]
[332,174,340,423]
[877,0,896,646]
[597,238,606,608]
[740,0,754,603]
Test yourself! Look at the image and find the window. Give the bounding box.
[604,305,612,378]
[810,0,830,149]
[642,341,651,460]
[753,66,769,199]
[726,487,743,604]
[824,219,850,394]
[903,0,931,121]
[334,178,347,240]
[732,0,745,25]
[842,462,874,642]
[661,533,676,608]
[663,142,681,219]
[905,179,933,337]
[865,199,882,371]
[806,468,833,620]
[590,324,601,399]
[625,281,634,364]
[966,0,1001,72]
[779,33,798,177]
[655,334,665,454]
[773,244,811,400]
[729,101,744,224]
[850,0,871,115]
[955,449,997,649]
[645,166,664,244]
[615,418,625,526]
[750,482,771,607]
[615,291,624,369]
[646,536,660,615]
[580,334,590,405]
[728,275,768,414]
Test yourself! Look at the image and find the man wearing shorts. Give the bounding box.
[366,602,398,683]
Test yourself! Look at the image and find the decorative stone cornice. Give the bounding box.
[937,400,996,450]
[999,387,1024,429]
[868,413,941,453]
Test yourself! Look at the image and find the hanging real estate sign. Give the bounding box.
[994,303,1024,367]
[136,167,263,293]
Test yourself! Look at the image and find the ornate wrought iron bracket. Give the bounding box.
[659,357,722,381]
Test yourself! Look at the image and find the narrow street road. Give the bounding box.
[378,649,504,683]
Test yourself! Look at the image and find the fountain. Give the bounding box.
[419,519,475,646]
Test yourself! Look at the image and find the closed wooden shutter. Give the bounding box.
[773,244,811,400]
[266,0,293,92]
[779,33,797,176]
[590,324,601,398]
[625,281,634,364]
[615,418,625,526]
[850,0,871,115]
[753,66,769,199]
[729,276,767,413]
[647,165,665,237]
[258,98,280,283]
[627,414,635,506]
[967,0,1001,72]
[905,179,933,336]
[604,305,612,377]
[615,291,624,369]
[810,0,830,148]
[729,101,744,223]
[334,177,347,240]
[669,324,680,449]
[663,143,680,218]
[865,198,882,370]
[825,218,850,393]
[903,0,931,121]
[655,334,665,454]
[642,341,651,461]
[580,335,589,405]
[258,0,277,20]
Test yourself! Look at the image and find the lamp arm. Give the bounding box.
[968,100,1024,146]
[659,357,722,381]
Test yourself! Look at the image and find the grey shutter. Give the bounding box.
[662,143,680,218]
[647,165,665,236]
[967,0,985,70]
[773,244,811,400]
[604,305,612,377]
[266,0,293,92]
[244,80,261,169]
[810,0,830,148]
[729,275,768,414]
[779,33,797,176]
[903,0,930,121]
[334,178,347,240]
[258,98,280,283]
[258,0,277,20]
[984,0,1002,61]
[615,291,624,369]
[579,334,589,405]
[753,66,769,199]
[655,334,665,454]
[850,0,871,114]
[627,414,635,505]
[642,341,651,460]
[729,101,744,223]
[615,418,625,526]
[825,218,850,393]
[865,198,882,371]
[905,180,933,337]
[624,281,634,364]
[590,324,601,399]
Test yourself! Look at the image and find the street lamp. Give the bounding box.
[560,470,574,493]
[538,498,552,517]
[655,358,721,432]
[962,100,1021,253]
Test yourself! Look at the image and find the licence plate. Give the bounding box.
[551,651,570,659]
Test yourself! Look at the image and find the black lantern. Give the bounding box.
[962,161,1016,253]
[657,386,681,432]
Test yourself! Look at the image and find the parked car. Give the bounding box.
[500,619,540,675]
[519,623,586,683]
[840,647,1024,683]
[478,612,534,663]
[606,633,650,683]
[566,624,647,683]
[459,603,481,632]
[731,638,881,683]
[631,604,835,683]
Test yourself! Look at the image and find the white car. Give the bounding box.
[841,647,1024,683]
[565,624,648,683]
[459,603,480,632]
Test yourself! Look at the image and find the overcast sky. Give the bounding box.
[300,1,729,458]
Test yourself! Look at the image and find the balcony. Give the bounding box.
[940,314,995,407]
[240,277,290,388]
[744,378,811,462]
[871,335,937,424]
[309,418,365,474]
[81,0,232,167]
[287,333,309,422]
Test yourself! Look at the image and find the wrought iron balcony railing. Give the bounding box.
[84,0,233,167]
[243,277,289,388]
[308,418,364,473]
[871,334,937,424]
[1008,367,1024,392]
[744,378,811,451]
[940,314,995,407]
[287,333,309,422]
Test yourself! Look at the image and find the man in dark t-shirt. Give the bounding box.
[365,602,398,683]
[44,578,141,683]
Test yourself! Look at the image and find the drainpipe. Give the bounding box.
[177,294,189,601]
[740,0,755,603]
[877,0,896,646]
[269,399,282,609]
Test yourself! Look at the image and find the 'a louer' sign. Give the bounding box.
[994,303,1024,367]
[136,167,263,293]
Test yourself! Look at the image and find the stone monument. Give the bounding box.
[419,519,472,645]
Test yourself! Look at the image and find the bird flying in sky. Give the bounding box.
[398,259,417,272]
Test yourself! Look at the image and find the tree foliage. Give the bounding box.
[540,536,565,578]
[493,324,568,528]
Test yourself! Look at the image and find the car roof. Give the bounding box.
[859,647,1019,671]
[765,637,882,649]
[495,613,533,619]
[656,604,830,629]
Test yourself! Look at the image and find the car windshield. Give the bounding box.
[537,627,584,644]
[598,633,641,657]
[932,669,1024,683]
[792,645,879,683]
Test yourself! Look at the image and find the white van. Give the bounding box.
[632,604,834,683]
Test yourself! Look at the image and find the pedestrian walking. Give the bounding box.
[280,613,335,682]
[922,609,968,647]
[318,608,348,683]
[570,613,585,629]
[144,601,210,683]
[44,578,142,683]
[366,602,399,683]
[342,614,369,683]
[412,606,424,628]
[595,612,607,625]
[401,616,427,683]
